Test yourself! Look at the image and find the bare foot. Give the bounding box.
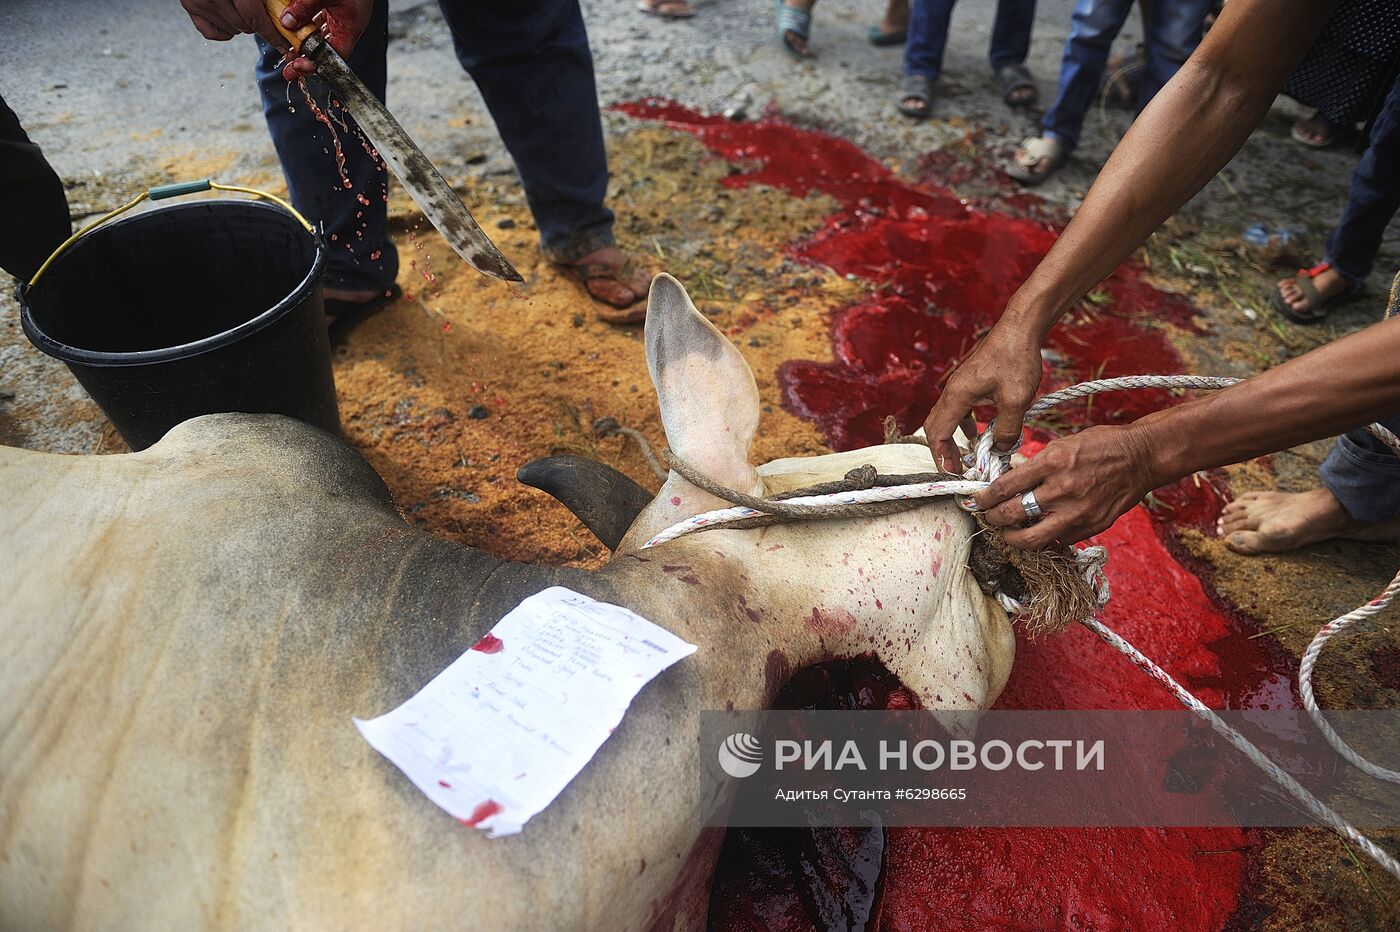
[1292,114,1340,147]
[1217,487,1400,555]
[562,245,652,321]
[1276,265,1348,316]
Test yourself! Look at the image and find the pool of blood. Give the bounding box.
[617,100,1298,930]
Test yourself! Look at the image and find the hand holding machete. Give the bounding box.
[180,0,523,283]
[179,0,290,48]
[269,0,375,80]
[179,1,372,79]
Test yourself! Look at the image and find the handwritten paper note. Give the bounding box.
[354,586,698,837]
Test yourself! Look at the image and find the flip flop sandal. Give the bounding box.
[897,74,933,119]
[776,1,813,59]
[994,63,1037,107]
[638,0,695,18]
[867,24,907,46]
[326,283,402,344]
[1272,261,1365,324]
[563,259,649,324]
[1005,135,1065,186]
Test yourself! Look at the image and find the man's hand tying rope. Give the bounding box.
[923,324,1043,474]
[973,423,1161,548]
[944,314,1400,556]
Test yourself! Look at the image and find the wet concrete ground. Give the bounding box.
[4,0,1400,928]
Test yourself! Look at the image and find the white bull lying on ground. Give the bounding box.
[0,275,1013,930]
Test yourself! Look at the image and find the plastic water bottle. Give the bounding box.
[1243,224,1305,247]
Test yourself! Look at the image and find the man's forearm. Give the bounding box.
[1001,0,1337,341]
[1133,316,1400,487]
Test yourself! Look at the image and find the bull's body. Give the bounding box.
[1,277,1013,930]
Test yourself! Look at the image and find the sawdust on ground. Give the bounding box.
[5,119,1400,929]
[333,127,847,567]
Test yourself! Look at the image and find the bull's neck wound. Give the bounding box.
[620,100,1294,927]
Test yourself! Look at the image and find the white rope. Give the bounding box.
[640,480,989,548]
[1081,614,1400,880]
[1026,374,1244,416]
[642,373,1400,879]
[1299,574,1400,784]
[1033,378,1400,805]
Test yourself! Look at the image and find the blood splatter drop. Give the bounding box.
[460,799,503,828]
[471,632,504,654]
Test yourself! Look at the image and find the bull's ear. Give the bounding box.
[645,274,761,494]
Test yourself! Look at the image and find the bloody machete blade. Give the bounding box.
[304,33,523,283]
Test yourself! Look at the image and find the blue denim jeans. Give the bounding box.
[904,0,1036,79]
[1325,73,1400,284]
[256,0,615,292]
[1041,0,1210,152]
[1320,414,1400,521]
[1319,280,1400,521]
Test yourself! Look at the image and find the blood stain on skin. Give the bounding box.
[807,607,857,636]
[738,595,763,624]
[763,650,792,701]
[620,101,1302,930]
[664,563,702,586]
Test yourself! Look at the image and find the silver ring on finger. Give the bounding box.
[1020,490,1043,521]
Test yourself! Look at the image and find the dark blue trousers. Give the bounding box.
[904,0,1036,80]
[257,0,615,292]
[1325,73,1400,285]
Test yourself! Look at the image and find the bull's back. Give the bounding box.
[0,415,439,928]
[0,416,694,931]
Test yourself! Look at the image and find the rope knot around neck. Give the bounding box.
[636,374,1400,882]
[655,421,1108,634]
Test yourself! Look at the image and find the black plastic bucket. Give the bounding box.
[20,199,339,450]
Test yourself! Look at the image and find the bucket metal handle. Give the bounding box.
[28,179,315,287]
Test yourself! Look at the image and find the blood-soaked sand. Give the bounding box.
[328,107,1398,928]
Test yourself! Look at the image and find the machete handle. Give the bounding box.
[263,0,318,52]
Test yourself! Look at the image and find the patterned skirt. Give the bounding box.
[1283,0,1400,127]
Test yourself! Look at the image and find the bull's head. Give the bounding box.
[522,274,1014,710]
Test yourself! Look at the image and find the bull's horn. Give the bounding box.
[516,455,653,551]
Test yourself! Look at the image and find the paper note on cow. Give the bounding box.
[354,586,698,837]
